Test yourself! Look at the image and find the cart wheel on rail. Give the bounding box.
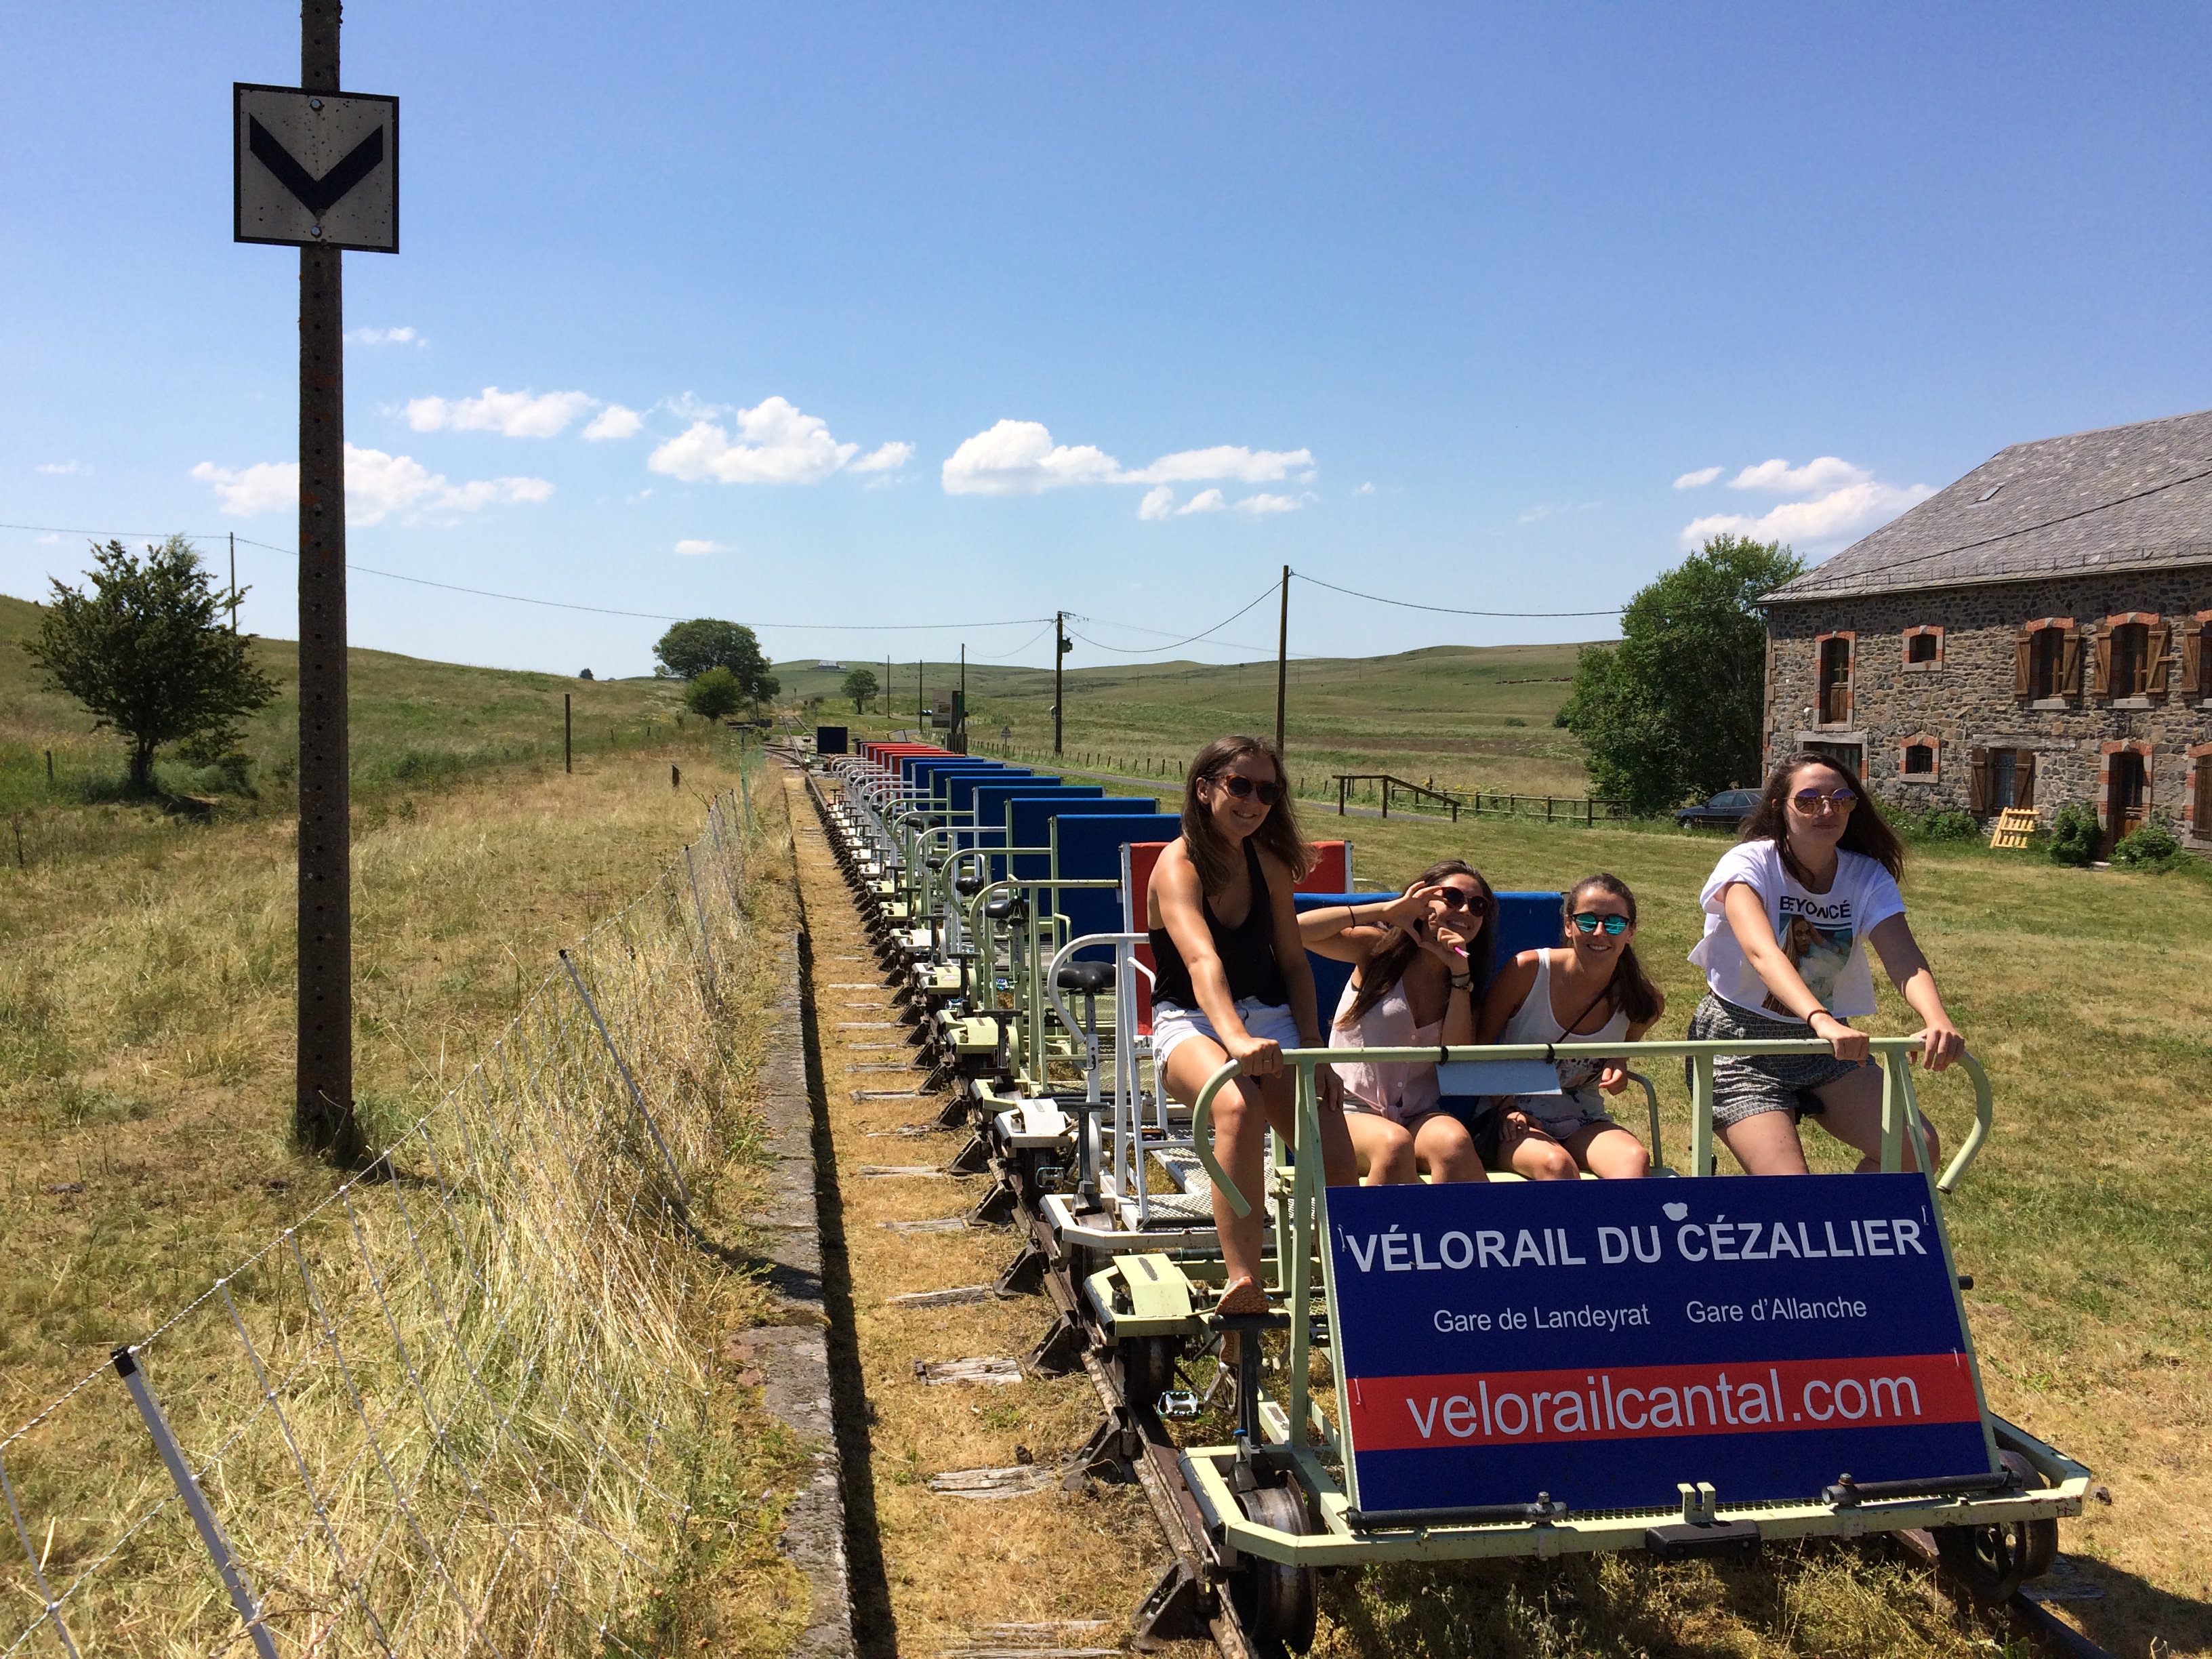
[1122,1335,1180,1414]
[1999,1450,2061,1580]
[1931,1515,2036,1607]
[1233,1482,1317,1653]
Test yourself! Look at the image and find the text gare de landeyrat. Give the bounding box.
[1335,1213,1933,1276]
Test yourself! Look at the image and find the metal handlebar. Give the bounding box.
[1189,1036,1994,1219]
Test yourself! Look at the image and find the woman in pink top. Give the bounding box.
[1300,859,1494,1184]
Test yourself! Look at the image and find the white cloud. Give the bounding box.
[941,419,1122,495]
[647,396,862,485]
[851,440,915,474]
[581,404,644,441]
[1679,454,1931,552]
[192,447,553,527]
[405,386,594,438]
[1673,466,1723,489]
[1177,489,1227,516]
[1727,455,1870,495]
[674,538,732,556]
[348,325,421,346]
[191,459,297,516]
[1353,481,1376,496]
[1138,485,1175,521]
[36,460,89,476]
[1235,493,1303,515]
[1120,445,1313,485]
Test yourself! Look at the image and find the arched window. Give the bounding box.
[1899,733,1939,781]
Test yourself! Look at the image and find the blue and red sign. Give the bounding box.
[1325,1174,1993,1514]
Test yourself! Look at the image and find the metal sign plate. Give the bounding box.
[1326,1173,1992,1514]
[233,82,398,253]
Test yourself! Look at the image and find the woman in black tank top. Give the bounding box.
[1149,736,1357,1318]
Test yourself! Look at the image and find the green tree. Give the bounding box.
[652,617,779,705]
[30,537,279,794]
[683,665,744,722]
[841,665,879,713]
[1561,533,1805,816]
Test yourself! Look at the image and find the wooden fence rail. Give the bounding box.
[1331,773,1627,827]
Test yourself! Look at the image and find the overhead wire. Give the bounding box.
[1290,569,1623,618]
[1064,577,1285,655]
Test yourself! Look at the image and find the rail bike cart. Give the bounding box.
[1124,1038,2091,1650]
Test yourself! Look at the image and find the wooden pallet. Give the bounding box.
[1989,806,2038,848]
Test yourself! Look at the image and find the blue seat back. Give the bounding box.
[1006,796,1161,879]
[967,783,1099,865]
[943,767,1028,814]
[1048,815,1185,955]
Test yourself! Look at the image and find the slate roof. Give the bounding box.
[1761,408,2212,604]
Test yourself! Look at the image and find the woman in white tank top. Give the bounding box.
[1477,874,1664,1179]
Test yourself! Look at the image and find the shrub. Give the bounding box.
[2047,802,2101,866]
[2110,817,2183,870]
[1919,808,1979,842]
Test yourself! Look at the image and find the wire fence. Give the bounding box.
[1,772,774,1658]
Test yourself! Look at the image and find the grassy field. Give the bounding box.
[776,642,1598,800]
[1286,804,2211,1658]
[0,733,815,1654]
[0,590,701,829]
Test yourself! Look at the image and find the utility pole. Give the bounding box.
[295,0,357,1160]
[1053,611,1069,756]
[564,693,572,774]
[955,643,968,754]
[917,657,924,726]
[228,532,239,632]
[1274,565,1290,758]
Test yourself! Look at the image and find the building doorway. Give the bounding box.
[1806,740,1864,779]
[2106,750,2148,852]
[1818,638,1853,724]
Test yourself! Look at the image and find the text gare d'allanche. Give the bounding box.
[1336,1214,1929,1334]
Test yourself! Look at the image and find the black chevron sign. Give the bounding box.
[249,117,386,217]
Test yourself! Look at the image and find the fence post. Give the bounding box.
[683,844,719,1001]
[112,1347,280,1659]
[559,949,693,1212]
[1338,776,1346,817]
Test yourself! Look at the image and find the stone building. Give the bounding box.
[1760,409,2212,852]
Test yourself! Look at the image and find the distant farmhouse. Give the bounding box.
[1760,409,2212,853]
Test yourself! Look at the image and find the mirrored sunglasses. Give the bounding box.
[1570,912,1630,935]
[1791,788,1858,812]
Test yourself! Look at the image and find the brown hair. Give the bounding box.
[1563,872,1663,1027]
[1337,859,1496,1027]
[1181,735,1314,895]
[1738,749,1906,884]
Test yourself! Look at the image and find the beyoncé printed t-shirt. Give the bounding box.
[1687,840,1904,1021]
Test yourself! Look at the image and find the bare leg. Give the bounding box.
[1807,1065,1940,1173]
[1410,1113,1486,1183]
[1717,1107,1810,1174]
[1565,1122,1650,1179]
[1500,1114,1580,1181]
[1345,1111,1417,1185]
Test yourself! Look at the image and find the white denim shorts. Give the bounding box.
[1151,998,1304,1071]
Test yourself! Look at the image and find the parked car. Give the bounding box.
[1675,788,1761,830]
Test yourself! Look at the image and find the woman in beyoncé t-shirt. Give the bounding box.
[1686,750,1965,1176]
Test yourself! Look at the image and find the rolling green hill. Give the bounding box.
[779,641,1599,798]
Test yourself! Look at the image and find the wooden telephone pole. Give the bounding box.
[1053,611,1068,756]
[295,0,356,1158]
[1274,565,1289,758]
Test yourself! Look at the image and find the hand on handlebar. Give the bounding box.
[1809,1010,1870,1063]
[1913,1020,1965,1072]
[1225,1029,1283,1077]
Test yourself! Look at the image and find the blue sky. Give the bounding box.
[5,3,2209,676]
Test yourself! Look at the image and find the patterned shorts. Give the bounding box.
[1685,994,1872,1127]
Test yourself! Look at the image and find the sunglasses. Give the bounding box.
[1433,888,1492,914]
[1212,775,1281,806]
[1791,788,1858,812]
[1570,912,1631,936]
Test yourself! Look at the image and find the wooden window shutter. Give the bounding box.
[2013,630,2032,697]
[2148,622,2172,696]
[2018,750,2036,808]
[1968,747,1989,815]
[2063,629,2085,697]
[2186,623,2205,697]
[2091,628,2112,696]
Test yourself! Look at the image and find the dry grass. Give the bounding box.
[0,745,813,1656]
